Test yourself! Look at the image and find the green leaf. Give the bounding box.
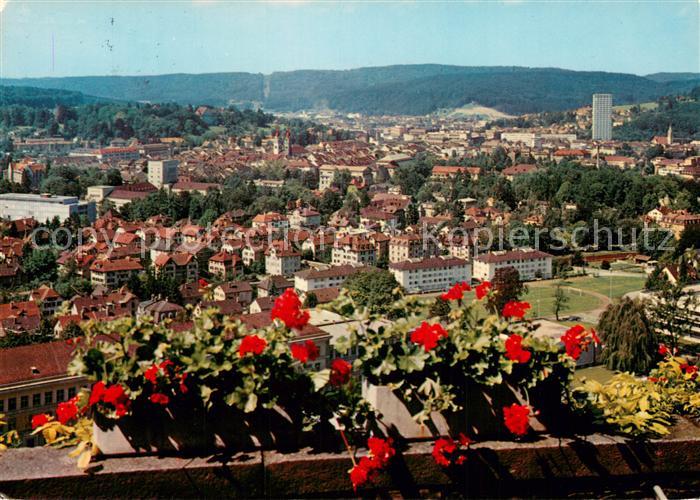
[244,393,258,413]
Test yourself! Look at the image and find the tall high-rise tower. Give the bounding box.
[592,93,613,141]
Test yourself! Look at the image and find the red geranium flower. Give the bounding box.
[441,282,471,301]
[290,340,320,364]
[56,398,80,425]
[149,393,170,406]
[658,343,669,357]
[144,365,159,384]
[561,324,599,360]
[103,384,130,417]
[502,301,531,319]
[503,403,531,436]
[504,334,531,363]
[88,381,107,407]
[475,281,491,300]
[432,437,457,467]
[349,456,376,491]
[680,363,698,378]
[367,436,395,467]
[270,288,310,330]
[432,433,471,467]
[410,321,448,352]
[330,358,352,386]
[198,278,209,288]
[31,413,50,429]
[239,335,267,357]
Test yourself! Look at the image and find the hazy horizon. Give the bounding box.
[0,1,697,79]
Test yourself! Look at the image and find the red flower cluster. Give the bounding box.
[441,282,471,301]
[348,437,395,491]
[432,433,472,467]
[658,343,670,357]
[680,363,698,379]
[239,335,267,358]
[149,393,170,405]
[475,281,491,300]
[144,360,174,384]
[503,403,532,436]
[198,278,209,288]
[89,381,131,417]
[56,397,80,425]
[502,301,531,319]
[290,340,320,364]
[330,358,352,386]
[31,413,50,429]
[561,325,600,360]
[504,334,531,363]
[410,321,448,352]
[271,288,310,330]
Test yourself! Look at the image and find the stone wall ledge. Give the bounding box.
[1,418,700,498]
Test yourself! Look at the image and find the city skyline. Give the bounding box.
[0,1,698,79]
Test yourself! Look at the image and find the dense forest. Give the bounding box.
[4,65,699,116]
[614,88,700,141]
[0,85,108,107]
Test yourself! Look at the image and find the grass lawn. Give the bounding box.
[522,286,601,319]
[565,274,647,299]
[573,365,616,386]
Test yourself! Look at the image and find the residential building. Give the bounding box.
[473,249,553,281]
[265,247,302,276]
[332,235,376,266]
[389,257,471,293]
[431,165,481,181]
[288,208,321,229]
[592,93,613,141]
[319,165,373,190]
[0,193,96,223]
[389,234,439,263]
[294,265,370,292]
[6,160,46,189]
[251,212,289,231]
[212,281,254,305]
[89,257,143,288]
[29,285,63,317]
[0,301,42,337]
[208,251,241,280]
[153,253,199,283]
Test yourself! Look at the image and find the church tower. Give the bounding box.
[667,124,673,145]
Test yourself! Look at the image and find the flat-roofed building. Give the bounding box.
[294,264,371,292]
[0,193,96,223]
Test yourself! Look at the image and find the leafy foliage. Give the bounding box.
[598,297,659,374]
[342,270,403,315]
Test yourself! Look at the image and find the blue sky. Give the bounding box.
[0,1,697,78]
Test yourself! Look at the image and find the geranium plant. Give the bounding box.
[328,283,581,435]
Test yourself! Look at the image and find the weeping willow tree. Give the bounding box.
[598,297,659,374]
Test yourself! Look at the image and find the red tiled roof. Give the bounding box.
[0,340,77,386]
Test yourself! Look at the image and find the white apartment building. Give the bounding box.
[148,159,179,188]
[294,264,370,292]
[472,249,553,282]
[592,93,613,141]
[0,193,96,223]
[389,257,471,293]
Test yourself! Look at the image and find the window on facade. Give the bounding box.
[57,389,65,402]
[33,394,41,407]
[44,391,53,404]
[7,398,16,411]
[68,387,76,399]
[20,396,29,409]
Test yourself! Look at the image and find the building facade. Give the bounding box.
[389,257,471,293]
[592,93,613,141]
[148,159,179,188]
[0,193,96,223]
[472,249,553,281]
